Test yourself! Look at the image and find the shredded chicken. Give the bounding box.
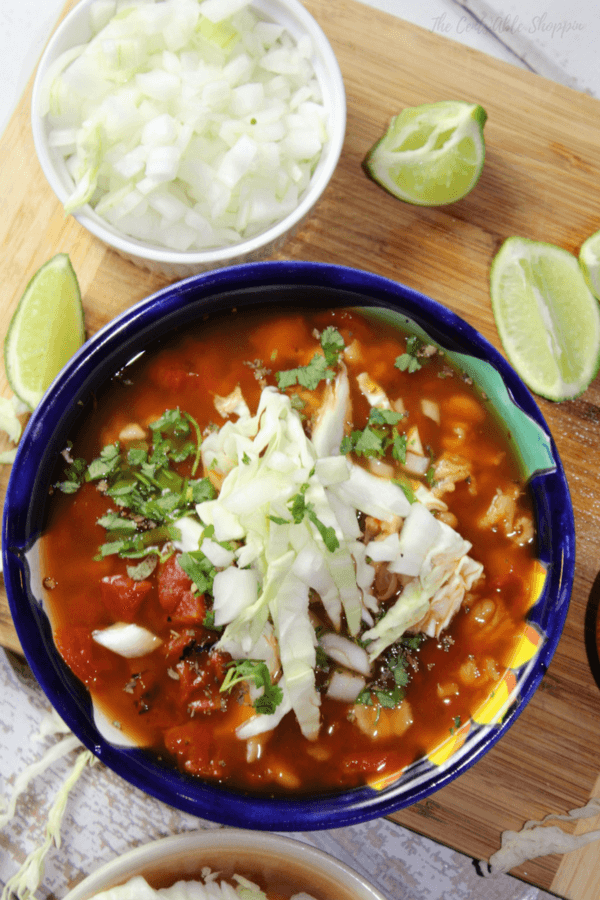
[214,385,250,419]
[409,556,484,639]
[363,514,403,543]
[478,485,534,545]
[432,452,475,498]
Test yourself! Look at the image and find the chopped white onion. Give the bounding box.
[356,371,391,409]
[364,532,401,562]
[200,537,236,568]
[212,566,258,626]
[92,623,162,657]
[403,451,430,476]
[406,425,424,455]
[41,0,329,251]
[421,398,441,424]
[172,514,204,552]
[319,632,371,677]
[327,670,366,703]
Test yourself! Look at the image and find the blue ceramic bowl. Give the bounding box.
[2,261,574,829]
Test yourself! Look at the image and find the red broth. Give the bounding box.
[40,307,538,794]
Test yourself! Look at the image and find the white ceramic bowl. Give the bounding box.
[62,830,388,900]
[31,0,346,280]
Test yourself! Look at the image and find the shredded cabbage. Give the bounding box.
[0,722,95,900]
[0,395,28,469]
[75,872,317,900]
[170,374,482,742]
[481,798,600,875]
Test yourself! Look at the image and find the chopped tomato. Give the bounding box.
[124,669,160,714]
[157,554,193,613]
[170,590,206,625]
[100,575,152,621]
[164,720,223,778]
[163,628,199,663]
[176,650,229,707]
[176,657,211,704]
[208,649,229,682]
[54,626,113,687]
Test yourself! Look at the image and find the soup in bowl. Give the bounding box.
[2,261,574,828]
[61,829,388,900]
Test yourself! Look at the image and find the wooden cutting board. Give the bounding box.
[2,0,600,895]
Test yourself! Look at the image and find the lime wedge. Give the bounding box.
[363,100,487,206]
[579,229,600,300]
[490,236,600,401]
[4,254,85,410]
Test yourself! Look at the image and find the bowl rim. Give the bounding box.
[2,260,576,829]
[61,828,389,900]
[30,0,347,266]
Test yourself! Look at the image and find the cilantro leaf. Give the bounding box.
[353,426,386,458]
[55,455,87,493]
[288,485,309,523]
[390,431,407,463]
[339,435,353,454]
[355,688,373,706]
[393,475,416,504]
[285,485,339,552]
[401,634,424,651]
[367,408,404,426]
[269,515,290,526]
[97,511,137,533]
[320,326,345,366]
[276,353,334,391]
[306,509,340,552]
[395,353,421,373]
[220,659,283,715]
[149,408,190,436]
[178,549,216,595]
[395,336,425,374]
[374,686,404,708]
[127,447,147,466]
[96,523,181,559]
[391,658,410,688]
[190,477,216,503]
[86,444,121,480]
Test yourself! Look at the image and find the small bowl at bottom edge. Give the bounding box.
[62,829,388,900]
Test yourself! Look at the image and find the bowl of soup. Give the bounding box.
[61,829,387,900]
[2,261,574,828]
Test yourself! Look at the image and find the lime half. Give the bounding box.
[5,254,85,410]
[363,100,487,206]
[490,236,600,401]
[579,229,600,301]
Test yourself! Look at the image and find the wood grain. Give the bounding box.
[2,1,600,895]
